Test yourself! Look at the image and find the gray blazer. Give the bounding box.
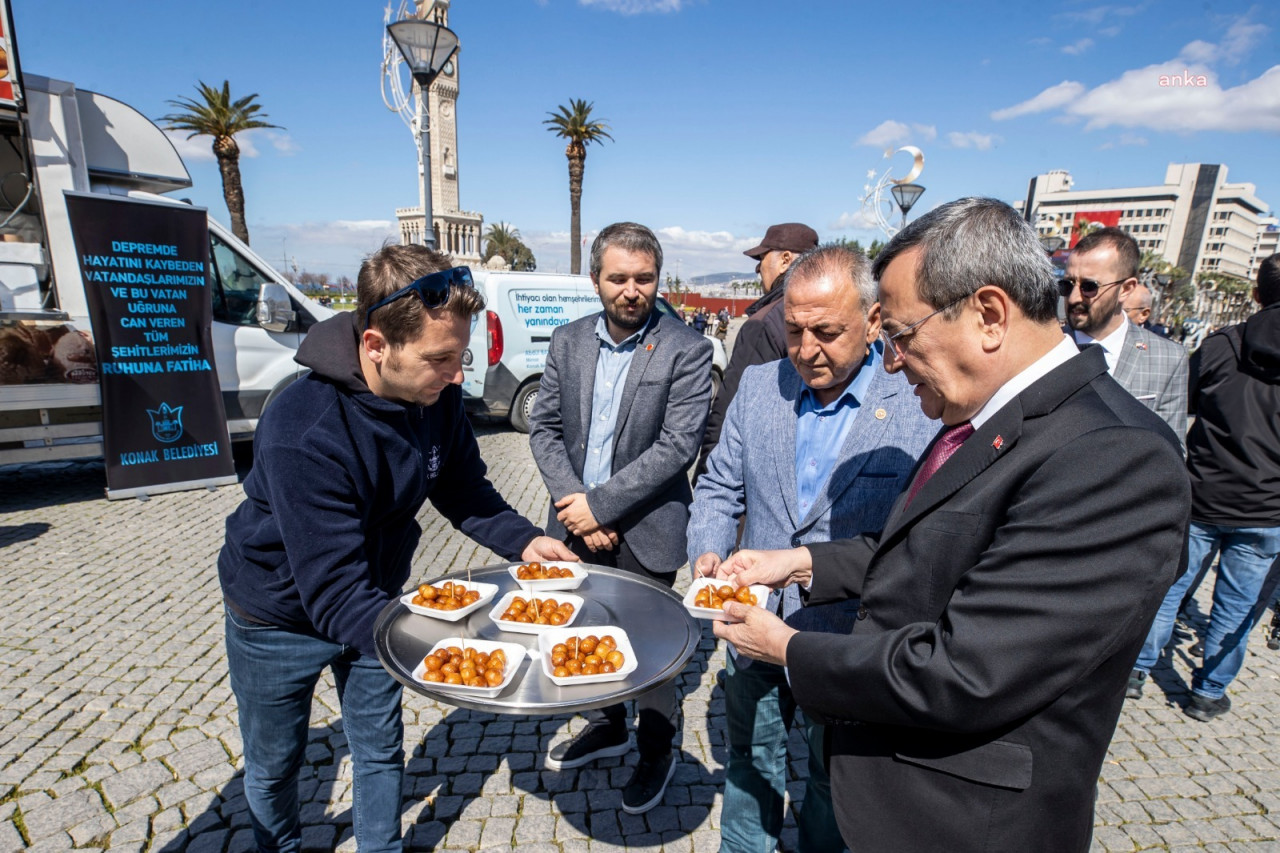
[1114,322,1189,452]
[687,357,936,636]
[529,311,713,573]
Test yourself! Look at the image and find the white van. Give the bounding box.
[462,269,725,432]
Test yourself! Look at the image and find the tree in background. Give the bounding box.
[544,99,612,275]
[161,81,280,245]
[483,222,537,271]
[866,239,886,260]
[833,236,866,255]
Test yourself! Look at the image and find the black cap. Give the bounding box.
[743,223,819,260]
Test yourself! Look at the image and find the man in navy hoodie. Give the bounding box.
[218,244,575,853]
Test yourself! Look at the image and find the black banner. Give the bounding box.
[65,192,235,496]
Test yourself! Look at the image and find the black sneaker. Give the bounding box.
[544,724,629,770]
[1185,693,1231,722]
[1189,640,1204,657]
[622,751,675,815]
[1125,669,1146,700]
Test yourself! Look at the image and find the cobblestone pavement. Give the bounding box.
[2,426,1279,852]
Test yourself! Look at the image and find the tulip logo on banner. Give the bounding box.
[148,402,184,443]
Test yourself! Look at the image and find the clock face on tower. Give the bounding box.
[442,59,455,76]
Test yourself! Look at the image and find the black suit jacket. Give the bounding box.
[787,346,1191,853]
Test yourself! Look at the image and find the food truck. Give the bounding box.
[0,31,330,466]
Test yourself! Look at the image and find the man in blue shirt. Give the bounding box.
[688,245,935,853]
[529,222,714,814]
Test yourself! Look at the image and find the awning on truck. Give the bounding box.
[75,89,191,193]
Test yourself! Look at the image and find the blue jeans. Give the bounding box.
[225,608,405,853]
[720,654,845,853]
[1135,522,1280,699]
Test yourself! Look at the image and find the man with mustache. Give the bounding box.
[529,221,714,814]
[1063,227,1188,451]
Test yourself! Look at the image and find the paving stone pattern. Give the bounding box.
[2,426,1279,852]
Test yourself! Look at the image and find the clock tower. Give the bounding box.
[396,0,483,262]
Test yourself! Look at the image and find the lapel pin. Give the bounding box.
[646,343,654,351]
[992,435,1004,450]
[1135,341,1147,350]
[875,408,887,420]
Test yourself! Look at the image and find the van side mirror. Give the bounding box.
[256,282,297,333]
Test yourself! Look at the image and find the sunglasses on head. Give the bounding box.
[364,266,474,331]
[1058,276,1129,299]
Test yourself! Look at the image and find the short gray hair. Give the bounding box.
[589,222,663,280]
[871,197,1058,323]
[785,244,877,312]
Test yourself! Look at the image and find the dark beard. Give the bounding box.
[605,301,651,332]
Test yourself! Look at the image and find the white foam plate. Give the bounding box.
[506,561,588,591]
[400,580,499,622]
[412,638,528,698]
[488,591,585,634]
[537,625,637,686]
[682,577,771,622]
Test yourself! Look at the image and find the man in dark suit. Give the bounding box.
[529,221,713,815]
[712,198,1191,852]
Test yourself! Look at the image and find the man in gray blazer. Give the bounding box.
[529,221,713,815]
[689,245,935,853]
[1064,227,1188,451]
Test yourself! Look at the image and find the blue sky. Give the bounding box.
[14,0,1279,279]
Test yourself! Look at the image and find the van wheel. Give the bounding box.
[510,381,539,433]
[710,367,723,407]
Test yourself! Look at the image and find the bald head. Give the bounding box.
[1124,284,1153,326]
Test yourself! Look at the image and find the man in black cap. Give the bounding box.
[696,223,819,477]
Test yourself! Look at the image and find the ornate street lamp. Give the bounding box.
[387,18,460,250]
[1040,235,1066,255]
[890,183,925,228]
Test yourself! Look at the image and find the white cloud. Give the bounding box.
[163,128,298,163]
[831,209,881,231]
[991,81,1086,120]
[578,0,684,12]
[912,123,938,142]
[856,120,935,148]
[1098,25,1122,38]
[1056,4,1143,26]
[253,220,401,279]
[857,120,910,148]
[164,131,215,163]
[994,15,1280,133]
[945,131,1000,150]
[1062,38,1094,55]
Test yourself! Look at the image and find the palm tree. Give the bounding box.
[483,222,536,271]
[544,99,613,274]
[161,81,281,245]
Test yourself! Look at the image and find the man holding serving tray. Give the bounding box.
[218,243,575,853]
[529,221,714,815]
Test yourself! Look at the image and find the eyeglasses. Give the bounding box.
[1058,276,1128,299]
[879,291,973,362]
[364,266,475,331]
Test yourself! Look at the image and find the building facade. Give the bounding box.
[1016,164,1271,282]
[395,0,483,263]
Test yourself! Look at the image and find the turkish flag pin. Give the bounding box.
[646,343,654,351]
[993,435,1004,450]
[1135,341,1148,350]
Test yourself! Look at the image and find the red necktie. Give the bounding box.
[907,421,975,505]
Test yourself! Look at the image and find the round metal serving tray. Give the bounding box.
[373,562,700,715]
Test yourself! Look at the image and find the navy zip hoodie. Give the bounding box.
[218,311,541,658]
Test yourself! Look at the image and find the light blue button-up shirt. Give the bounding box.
[582,314,650,489]
[794,345,881,519]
